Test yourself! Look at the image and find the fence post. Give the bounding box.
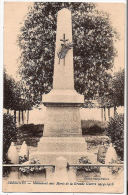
[54,156,68,182]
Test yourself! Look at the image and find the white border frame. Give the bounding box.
[0,0,127,195]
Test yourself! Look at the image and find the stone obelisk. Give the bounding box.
[30,8,88,164]
[43,8,84,137]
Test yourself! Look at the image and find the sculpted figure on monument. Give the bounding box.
[57,33,73,64]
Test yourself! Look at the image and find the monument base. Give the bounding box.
[29,137,97,164]
[43,106,82,137]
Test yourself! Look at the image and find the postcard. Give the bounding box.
[2,1,126,194]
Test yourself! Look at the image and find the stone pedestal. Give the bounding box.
[43,105,82,137]
[42,88,84,137]
[30,137,97,164]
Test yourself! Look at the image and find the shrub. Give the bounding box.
[85,136,110,148]
[3,114,18,163]
[17,124,43,146]
[18,124,43,136]
[81,120,107,135]
[106,114,124,161]
[19,155,28,164]
[79,156,91,164]
[77,156,100,172]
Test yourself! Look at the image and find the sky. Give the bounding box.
[4,2,125,80]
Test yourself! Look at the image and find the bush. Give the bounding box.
[17,124,43,146]
[106,114,124,161]
[3,114,18,163]
[81,120,107,135]
[77,156,100,172]
[85,136,110,148]
[19,124,43,136]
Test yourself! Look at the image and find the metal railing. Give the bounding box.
[3,163,123,168]
[69,164,123,167]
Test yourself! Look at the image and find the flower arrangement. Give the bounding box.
[19,158,45,175]
[108,159,123,175]
[19,155,28,164]
[78,156,100,172]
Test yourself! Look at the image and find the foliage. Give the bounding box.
[4,71,20,110]
[19,158,45,175]
[18,2,118,105]
[19,124,43,135]
[17,124,43,147]
[19,156,28,164]
[3,167,11,177]
[78,156,99,172]
[111,69,124,107]
[18,80,35,111]
[81,120,107,135]
[4,71,33,112]
[98,69,124,108]
[106,114,124,160]
[85,136,110,152]
[3,114,18,162]
[79,156,91,164]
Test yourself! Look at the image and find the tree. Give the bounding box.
[18,2,118,105]
[106,114,124,161]
[4,71,20,113]
[3,113,18,163]
[111,69,124,108]
[17,81,34,124]
[4,71,33,124]
[98,69,124,117]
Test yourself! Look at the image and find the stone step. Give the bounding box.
[38,142,87,152]
[39,137,86,142]
[29,137,96,164]
[30,151,97,164]
[38,137,87,152]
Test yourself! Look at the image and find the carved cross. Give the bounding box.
[58,34,71,65]
[60,34,68,45]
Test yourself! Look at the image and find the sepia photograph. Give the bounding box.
[2,1,126,193]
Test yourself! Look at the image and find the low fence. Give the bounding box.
[3,163,123,167]
[3,163,124,181]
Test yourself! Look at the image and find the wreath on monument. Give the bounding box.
[57,33,73,64]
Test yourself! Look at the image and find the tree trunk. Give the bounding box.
[27,110,29,124]
[104,107,106,121]
[108,108,110,119]
[7,109,9,114]
[24,110,26,123]
[22,110,24,124]
[14,110,16,123]
[114,106,117,117]
[101,108,103,122]
[19,110,20,125]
